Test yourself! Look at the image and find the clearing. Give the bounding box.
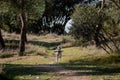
[0,33,120,80]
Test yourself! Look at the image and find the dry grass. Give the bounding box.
[1,32,61,56]
[0,32,62,65]
[0,31,108,65]
[2,31,20,40]
[1,31,120,80]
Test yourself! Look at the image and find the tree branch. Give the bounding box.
[111,0,120,9]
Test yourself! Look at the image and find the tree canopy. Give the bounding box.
[0,0,45,55]
[70,1,120,53]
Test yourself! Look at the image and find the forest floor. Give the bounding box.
[0,32,120,80]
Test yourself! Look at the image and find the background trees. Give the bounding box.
[37,0,84,35]
[70,1,120,53]
[0,0,95,35]
[0,0,120,54]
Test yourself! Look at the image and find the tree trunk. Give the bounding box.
[19,0,27,56]
[0,29,5,50]
[19,11,27,56]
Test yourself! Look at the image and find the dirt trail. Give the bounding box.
[39,61,91,80]
[0,57,91,80]
[57,70,91,80]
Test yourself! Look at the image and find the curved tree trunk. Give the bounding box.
[19,11,27,56]
[0,29,5,50]
[19,0,27,56]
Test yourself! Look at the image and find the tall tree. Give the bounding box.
[18,0,27,56]
[0,0,45,56]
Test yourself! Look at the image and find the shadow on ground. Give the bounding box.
[60,61,120,76]
[5,39,19,50]
[28,40,61,50]
[2,61,120,79]
[3,64,63,79]
[5,39,61,50]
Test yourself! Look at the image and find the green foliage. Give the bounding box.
[104,4,120,36]
[70,4,120,53]
[0,0,45,33]
[2,0,45,16]
[0,11,20,33]
[70,5,99,42]
[23,0,45,19]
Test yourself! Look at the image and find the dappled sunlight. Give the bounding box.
[0,0,120,79]
[1,32,120,80]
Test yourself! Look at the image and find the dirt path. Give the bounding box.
[37,61,91,80]
[0,57,91,80]
[57,70,91,80]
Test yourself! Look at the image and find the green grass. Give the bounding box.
[2,47,120,80]
[59,49,120,80]
[1,33,120,80]
[2,64,60,80]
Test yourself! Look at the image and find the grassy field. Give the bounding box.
[0,32,120,80]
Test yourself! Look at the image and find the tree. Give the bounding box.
[71,4,120,54]
[0,1,9,51]
[70,5,100,44]
[97,0,120,53]
[0,0,45,56]
[0,29,5,51]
